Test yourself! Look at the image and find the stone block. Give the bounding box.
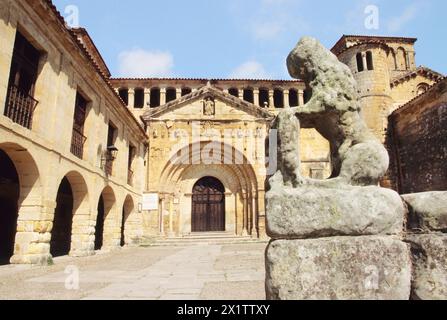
[267,186,406,239]
[266,236,411,300]
[402,192,447,232]
[406,233,447,300]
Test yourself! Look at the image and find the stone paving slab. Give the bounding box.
[0,243,267,300]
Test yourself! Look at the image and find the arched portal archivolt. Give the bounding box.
[157,142,260,237]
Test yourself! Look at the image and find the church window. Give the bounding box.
[243,88,254,103]
[274,89,284,108]
[134,88,144,108]
[150,88,160,108]
[356,52,364,72]
[166,88,177,103]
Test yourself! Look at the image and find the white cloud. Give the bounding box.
[229,61,271,79]
[387,3,419,32]
[118,49,174,78]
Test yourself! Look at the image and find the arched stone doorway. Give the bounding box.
[95,195,105,250]
[95,187,116,250]
[192,177,226,232]
[0,149,20,265]
[50,177,74,257]
[0,143,44,264]
[158,142,261,237]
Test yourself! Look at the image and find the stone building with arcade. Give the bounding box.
[0,0,445,265]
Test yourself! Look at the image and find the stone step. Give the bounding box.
[146,233,267,247]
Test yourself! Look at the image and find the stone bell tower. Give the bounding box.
[335,42,392,141]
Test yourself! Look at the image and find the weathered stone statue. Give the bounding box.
[265,37,412,300]
[271,36,388,189]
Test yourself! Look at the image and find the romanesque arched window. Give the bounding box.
[274,89,284,108]
[397,47,408,70]
[181,87,192,96]
[243,88,254,103]
[228,88,239,97]
[289,89,298,107]
[166,88,177,103]
[134,88,144,108]
[150,88,160,108]
[118,88,129,105]
[388,48,397,70]
[259,88,269,108]
[356,53,364,72]
[417,83,429,96]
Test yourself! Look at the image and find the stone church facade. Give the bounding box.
[0,0,445,265]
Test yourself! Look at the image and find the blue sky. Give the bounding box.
[52,0,446,79]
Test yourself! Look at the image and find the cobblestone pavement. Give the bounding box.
[0,243,267,300]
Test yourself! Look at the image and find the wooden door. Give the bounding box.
[192,177,225,232]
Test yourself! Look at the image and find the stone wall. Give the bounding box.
[0,0,148,264]
[388,78,447,194]
[402,192,447,300]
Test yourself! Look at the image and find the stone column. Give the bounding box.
[128,88,135,108]
[176,88,182,100]
[160,88,166,105]
[144,88,151,108]
[242,193,249,236]
[298,90,305,106]
[11,199,56,265]
[70,210,95,257]
[168,197,175,238]
[159,198,165,236]
[253,89,260,106]
[269,90,275,109]
[283,89,290,108]
[362,53,368,71]
[251,194,258,237]
[238,89,244,100]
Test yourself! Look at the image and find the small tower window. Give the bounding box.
[243,88,254,103]
[366,51,374,70]
[150,88,160,108]
[166,88,176,103]
[118,89,129,105]
[228,88,239,97]
[259,88,269,108]
[134,88,144,108]
[289,89,298,107]
[356,53,364,72]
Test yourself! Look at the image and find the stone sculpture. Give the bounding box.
[271,36,389,189]
[265,37,411,300]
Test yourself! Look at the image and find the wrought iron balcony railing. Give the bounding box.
[70,128,87,159]
[4,85,39,129]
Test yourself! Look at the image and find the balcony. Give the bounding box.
[4,85,39,129]
[70,127,87,159]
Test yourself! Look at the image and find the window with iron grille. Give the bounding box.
[70,92,88,159]
[4,31,41,129]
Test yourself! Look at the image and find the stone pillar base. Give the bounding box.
[10,253,53,266]
[266,236,412,300]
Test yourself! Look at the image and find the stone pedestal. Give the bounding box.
[265,186,411,300]
[266,237,411,300]
[402,191,447,300]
